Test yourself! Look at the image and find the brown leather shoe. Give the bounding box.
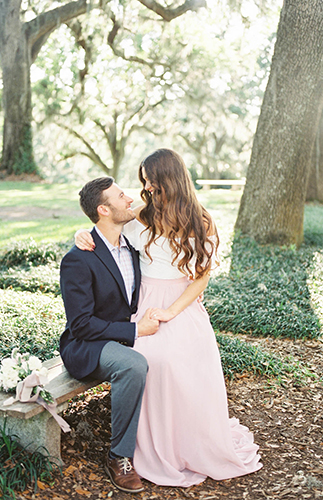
[105,455,144,493]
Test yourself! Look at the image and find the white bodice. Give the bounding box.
[123,218,217,279]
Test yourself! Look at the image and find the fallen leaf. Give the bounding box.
[64,465,77,475]
[37,480,47,490]
[89,472,100,480]
[75,487,92,496]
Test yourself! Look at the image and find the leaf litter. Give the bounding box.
[14,335,323,500]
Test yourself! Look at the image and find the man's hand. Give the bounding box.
[137,308,159,337]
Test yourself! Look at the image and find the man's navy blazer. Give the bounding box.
[59,228,141,380]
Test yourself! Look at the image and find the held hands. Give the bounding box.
[137,308,159,337]
[149,308,175,323]
[75,229,95,251]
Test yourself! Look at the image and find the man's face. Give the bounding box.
[101,183,135,225]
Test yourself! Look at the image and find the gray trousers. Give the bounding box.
[90,341,148,458]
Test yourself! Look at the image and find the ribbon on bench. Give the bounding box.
[3,373,71,433]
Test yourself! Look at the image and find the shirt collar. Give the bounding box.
[95,226,128,251]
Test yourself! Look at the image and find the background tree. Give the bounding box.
[235,0,323,246]
[0,0,204,176]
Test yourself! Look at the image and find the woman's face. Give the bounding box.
[142,167,154,194]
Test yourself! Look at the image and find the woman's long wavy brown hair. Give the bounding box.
[138,149,219,279]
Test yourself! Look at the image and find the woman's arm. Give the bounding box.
[74,207,146,251]
[75,229,95,251]
[150,273,210,322]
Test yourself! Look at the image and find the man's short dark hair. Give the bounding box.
[79,177,114,223]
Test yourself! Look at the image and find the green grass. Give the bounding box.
[0,182,142,249]
[0,181,82,210]
[0,217,88,249]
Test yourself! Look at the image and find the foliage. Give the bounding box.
[0,239,65,267]
[0,420,60,499]
[216,333,313,383]
[12,125,39,176]
[31,1,281,183]
[205,236,322,339]
[0,264,60,295]
[0,289,65,360]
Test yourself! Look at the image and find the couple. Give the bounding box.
[60,149,262,494]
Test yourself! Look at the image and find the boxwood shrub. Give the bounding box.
[0,239,68,267]
[0,289,65,360]
[0,264,60,295]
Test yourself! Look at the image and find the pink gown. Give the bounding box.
[123,219,262,487]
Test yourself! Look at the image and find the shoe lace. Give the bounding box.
[117,457,133,474]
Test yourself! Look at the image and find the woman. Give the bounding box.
[75,149,262,487]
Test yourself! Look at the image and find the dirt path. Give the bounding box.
[0,206,81,221]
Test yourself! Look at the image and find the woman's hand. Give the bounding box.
[75,229,95,251]
[149,308,175,323]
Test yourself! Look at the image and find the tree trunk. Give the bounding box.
[0,0,88,175]
[0,1,36,174]
[306,110,323,202]
[235,0,323,246]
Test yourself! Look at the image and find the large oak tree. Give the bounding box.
[235,0,323,246]
[0,0,205,175]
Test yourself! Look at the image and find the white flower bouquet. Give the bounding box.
[0,348,53,404]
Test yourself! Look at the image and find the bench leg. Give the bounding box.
[0,404,69,466]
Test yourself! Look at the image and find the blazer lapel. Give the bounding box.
[91,228,129,305]
[124,235,141,310]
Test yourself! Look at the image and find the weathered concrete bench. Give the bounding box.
[196,179,246,190]
[0,356,100,465]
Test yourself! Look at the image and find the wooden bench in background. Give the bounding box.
[0,356,100,465]
[196,179,246,190]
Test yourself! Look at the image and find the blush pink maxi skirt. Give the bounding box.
[132,276,262,487]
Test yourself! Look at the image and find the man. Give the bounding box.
[60,177,159,494]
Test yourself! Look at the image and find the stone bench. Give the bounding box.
[0,356,100,465]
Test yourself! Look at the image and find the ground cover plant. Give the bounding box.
[206,237,323,339]
[0,420,60,500]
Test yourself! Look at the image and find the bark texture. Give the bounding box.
[235,0,323,246]
[306,110,323,202]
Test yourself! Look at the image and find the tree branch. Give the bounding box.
[137,0,206,22]
[107,14,154,67]
[59,150,111,174]
[57,123,109,172]
[25,0,91,48]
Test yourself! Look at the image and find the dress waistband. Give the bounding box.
[141,275,190,286]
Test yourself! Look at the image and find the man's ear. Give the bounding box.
[97,204,110,217]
